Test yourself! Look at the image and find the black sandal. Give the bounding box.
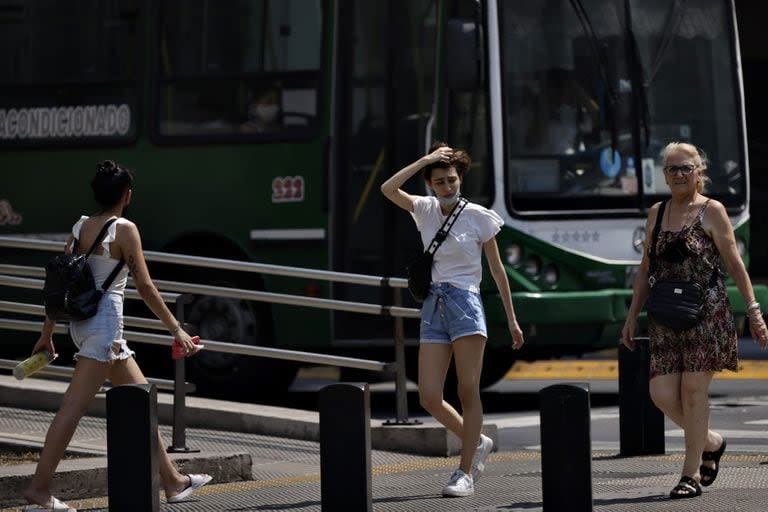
[670,476,702,499]
[700,437,727,487]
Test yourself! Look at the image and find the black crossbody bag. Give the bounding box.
[645,201,717,331]
[407,198,468,302]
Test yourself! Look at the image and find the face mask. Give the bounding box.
[255,104,279,123]
[437,190,461,207]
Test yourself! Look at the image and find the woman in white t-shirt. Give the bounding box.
[381,142,524,497]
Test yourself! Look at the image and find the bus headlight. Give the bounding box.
[505,244,523,266]
[542,264,559,285]
[524,255,541,276]
[736,237,746,258]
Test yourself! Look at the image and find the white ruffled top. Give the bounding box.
[70,216,130,295]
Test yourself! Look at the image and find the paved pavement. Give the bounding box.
[1,374,768,511]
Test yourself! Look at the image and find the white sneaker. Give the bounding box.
[471,434,494,481]
[441,469,474,497]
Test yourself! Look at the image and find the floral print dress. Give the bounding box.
[648,201,738,377]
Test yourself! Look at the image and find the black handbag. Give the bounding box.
[43,218,125,321]
[645,201,717,331]
[406,198,467,302]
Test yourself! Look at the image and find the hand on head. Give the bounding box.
[426,146,453,165]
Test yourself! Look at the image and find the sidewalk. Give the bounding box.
[2,374,768,511]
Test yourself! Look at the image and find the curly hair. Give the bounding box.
[422,141,471,181]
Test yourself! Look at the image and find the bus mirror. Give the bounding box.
[444,18,483,92]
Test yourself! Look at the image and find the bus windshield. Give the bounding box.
[500,0,745,213]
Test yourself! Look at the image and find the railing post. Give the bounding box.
[383,287,421,426]
[167,294,199,453]
[619,336,665,456]
[320,383,372,512]
[540,383,593,512]
[107,384,160,512]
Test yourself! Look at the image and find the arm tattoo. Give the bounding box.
[127,255,140,278]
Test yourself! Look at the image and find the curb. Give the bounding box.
[0,375,498,456]
[0,452,251,508]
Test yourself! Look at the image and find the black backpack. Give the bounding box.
[43,218,125,321]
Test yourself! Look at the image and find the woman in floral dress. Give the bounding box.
[622,142,768,499]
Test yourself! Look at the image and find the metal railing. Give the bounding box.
[0,358,194,393]
[0,235,421,434]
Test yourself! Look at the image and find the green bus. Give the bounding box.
[0,0,761,396]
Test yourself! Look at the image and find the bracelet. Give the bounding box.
[747,301,761,313]
[169,322,182,335]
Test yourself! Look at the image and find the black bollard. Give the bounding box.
[619,337,665,455]
[107,384,160,512]
[319,383,372,512]
[540,383,592,512]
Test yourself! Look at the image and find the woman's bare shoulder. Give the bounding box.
[114,219,140,242]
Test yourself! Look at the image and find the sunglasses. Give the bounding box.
[663,164,698,176]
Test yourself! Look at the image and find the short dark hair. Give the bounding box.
[91,160,134,210]
[422,141,471,181]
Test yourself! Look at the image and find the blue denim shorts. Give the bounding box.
[420,282,487,344]
[69,293,135,363]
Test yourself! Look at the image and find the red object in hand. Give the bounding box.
[172,336,201,360]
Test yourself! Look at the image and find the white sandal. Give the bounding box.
[23,496,76,511]
[166,473,212,503]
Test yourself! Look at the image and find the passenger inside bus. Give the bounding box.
[240,84,283,134]
[522,69,600,155]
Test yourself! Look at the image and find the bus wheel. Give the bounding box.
[184,294,297,400]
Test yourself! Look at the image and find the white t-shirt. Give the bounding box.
[410,196,503,292]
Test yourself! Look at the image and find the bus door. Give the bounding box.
[331,0,438,344]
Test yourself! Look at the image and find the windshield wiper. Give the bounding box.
[646,0,685,87]
[624,0,654,148]
[569,0,618,159]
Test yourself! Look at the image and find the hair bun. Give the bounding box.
[97,160,117,173]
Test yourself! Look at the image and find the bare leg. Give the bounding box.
[23,357,110,507]
[107,356,189,498]
[418,343,464,436]
[452,335,486,473]
[650,373,723,453]
[679,371,714,479]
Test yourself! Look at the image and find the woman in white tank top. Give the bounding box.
[22,161,211,510]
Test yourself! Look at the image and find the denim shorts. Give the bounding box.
[420,282,487,344]
[69,293,135,363]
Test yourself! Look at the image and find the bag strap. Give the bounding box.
[648,200,720,288]
[648,200,667,284]
[83,218,119,258]
[100,258,126,292]
[425,198,468,256]
[80,218,125,292]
